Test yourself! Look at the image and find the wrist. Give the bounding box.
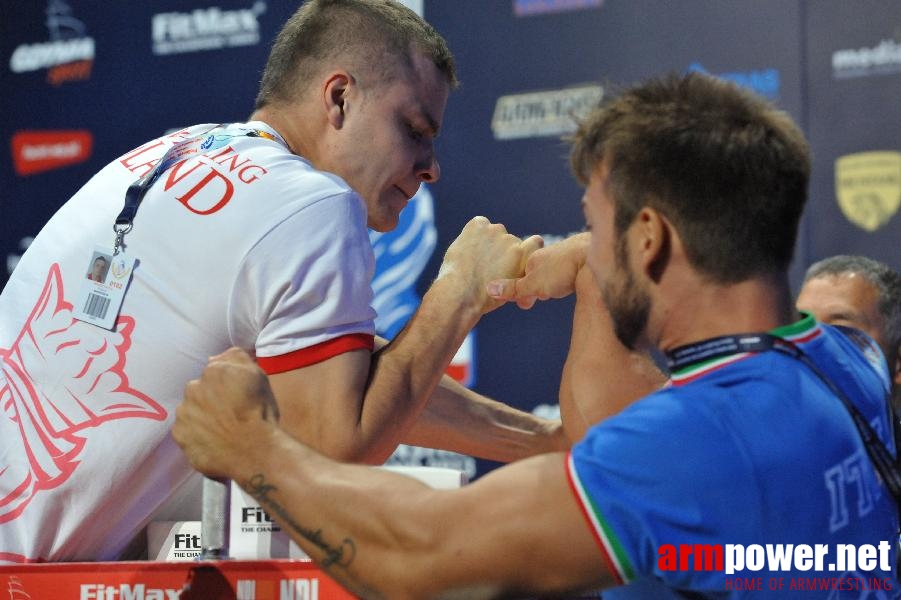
[425,272,485,325]
[227,420,284,484]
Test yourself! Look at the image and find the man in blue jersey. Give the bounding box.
[173,72,900,598]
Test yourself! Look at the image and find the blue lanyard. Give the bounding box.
[112,125,279,254]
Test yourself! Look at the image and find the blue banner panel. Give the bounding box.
[804,0,901,272]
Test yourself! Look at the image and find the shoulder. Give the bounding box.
[575,387,722,466]
[231,144,359,212]
[792,323,892,403]
[574,358,789,469]
[214,126,365,222]
[821,324,890,382]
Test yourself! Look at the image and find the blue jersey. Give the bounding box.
[567,315,900,598]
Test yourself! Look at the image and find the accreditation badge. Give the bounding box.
[73,245,137,331]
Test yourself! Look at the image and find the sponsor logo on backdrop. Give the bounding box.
[11,130,93,176]
[687,63,780,100]
[514,0,603,18]
[835,151,901,232]
[491,84,603,141]
[833,37,901,80]
[8,0,94,86]
[152,2,267,56]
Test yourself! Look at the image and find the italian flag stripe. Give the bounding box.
[565,452,634,584]
[669,352,753,386]
[670,315,821,386]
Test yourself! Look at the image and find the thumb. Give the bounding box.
[487,278,538,310]
[487,279,517,300]
[519,235,545,271]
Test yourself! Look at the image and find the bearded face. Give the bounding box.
[600,233,651,351]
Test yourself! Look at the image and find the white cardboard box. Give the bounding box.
[147,520,203,561]
[148,466,467,561]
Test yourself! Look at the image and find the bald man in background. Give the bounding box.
[797,255,901,410]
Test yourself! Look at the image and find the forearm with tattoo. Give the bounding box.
[245,473,356,569]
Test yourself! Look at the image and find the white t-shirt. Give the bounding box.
[0,122,375,561]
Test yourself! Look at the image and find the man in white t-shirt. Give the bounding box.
[0,0,563,562]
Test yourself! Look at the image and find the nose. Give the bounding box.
[416,148,440,183]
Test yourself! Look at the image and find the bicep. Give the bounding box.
[415,452,614,597]
[267,349,371,461]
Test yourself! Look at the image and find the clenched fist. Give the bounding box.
[437,216,544,314]
[173,348,280,480]
[487,232,589,309]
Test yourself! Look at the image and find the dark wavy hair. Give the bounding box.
[571,72,811,283]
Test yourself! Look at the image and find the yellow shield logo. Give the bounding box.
[834,151,901,232]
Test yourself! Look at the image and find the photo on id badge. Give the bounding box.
[75,246,136,330]
[86,252,111,283]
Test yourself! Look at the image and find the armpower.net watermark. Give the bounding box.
[658,541,895,592]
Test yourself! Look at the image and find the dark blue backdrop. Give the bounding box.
[3,0,899,477]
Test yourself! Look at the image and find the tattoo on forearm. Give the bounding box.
[246,473,356,569]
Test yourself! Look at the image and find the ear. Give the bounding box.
[630,207,670,283]
[322,71,353,129]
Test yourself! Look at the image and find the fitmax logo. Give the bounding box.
[241,505,280,533]
[242,506,274,524]
[80,584,179,599]
[174,533,201,549]
[151,2,266,56]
